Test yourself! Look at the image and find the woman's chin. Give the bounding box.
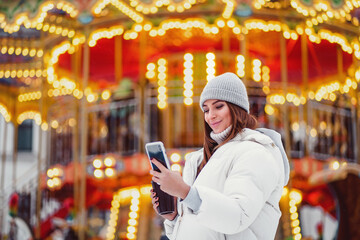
[213,128,223,134]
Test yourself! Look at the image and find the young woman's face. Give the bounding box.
[203,99,232,134]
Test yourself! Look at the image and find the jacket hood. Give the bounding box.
[235,128,290,186]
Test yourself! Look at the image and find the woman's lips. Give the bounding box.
[210,120,221,128]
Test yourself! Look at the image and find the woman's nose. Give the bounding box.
[209,109,216,118]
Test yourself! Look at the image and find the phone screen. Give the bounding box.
[146,144,168,172]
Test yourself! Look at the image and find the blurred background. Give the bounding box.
[0,0,360,239]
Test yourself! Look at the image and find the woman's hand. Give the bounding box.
[150,189,178,221]
[150,158,190,200]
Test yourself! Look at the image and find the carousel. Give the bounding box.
[0,0,360,239]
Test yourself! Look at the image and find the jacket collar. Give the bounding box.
[230,128,274,145]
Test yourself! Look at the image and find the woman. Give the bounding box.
[150,72,290,240]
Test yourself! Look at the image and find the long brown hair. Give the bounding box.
[197,102,257,175]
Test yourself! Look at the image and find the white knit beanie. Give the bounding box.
[199,72,250,113]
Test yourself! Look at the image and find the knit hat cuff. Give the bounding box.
[200,87,249,113]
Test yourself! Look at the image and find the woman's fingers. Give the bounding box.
[151,194,159,212]
[152,176,160,184]
[150,189,155,198]
[150,170,161,185]
[151,158,167,172]
[151,196,158,205]
[150,188,159,210]
[149,169,160,177]
[152,202,159,212]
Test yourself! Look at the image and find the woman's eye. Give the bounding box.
[216,105,224,109]
[204,109,209,113]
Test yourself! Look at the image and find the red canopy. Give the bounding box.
[57,31,353,89]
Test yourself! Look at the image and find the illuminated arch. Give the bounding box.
[0,1,77,34]
[91,0,144,23]
[17,111,42,125]
[0,103,11,122]
[106,185,151,240]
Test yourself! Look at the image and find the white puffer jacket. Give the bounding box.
[164,128,290,240]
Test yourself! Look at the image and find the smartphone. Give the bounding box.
[145,141,175,215]
[145,141,171,172]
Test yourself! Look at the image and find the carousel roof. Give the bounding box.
[1,0,360,123]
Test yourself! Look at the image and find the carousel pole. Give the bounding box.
[337,45,344,80]
[336,45,345,159]
[301,31,309,157]
[9,100,18,240]
[137,194,151,240]
[138,28,146,152]
[356,55,360,164]
[136,29,150,240]
[12,101,18,192]
[35,36,46,239]
[0,118,8,238]
[280,25,292,240]
[280,29,291,166]
[240,33,248,86]
[357,85,360,164]
[72,43,82,229]
[72,101,80,227]
[78,26,90,240]
[351,53,358,163]
[222,25,231,71]
[114,36,122,84]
